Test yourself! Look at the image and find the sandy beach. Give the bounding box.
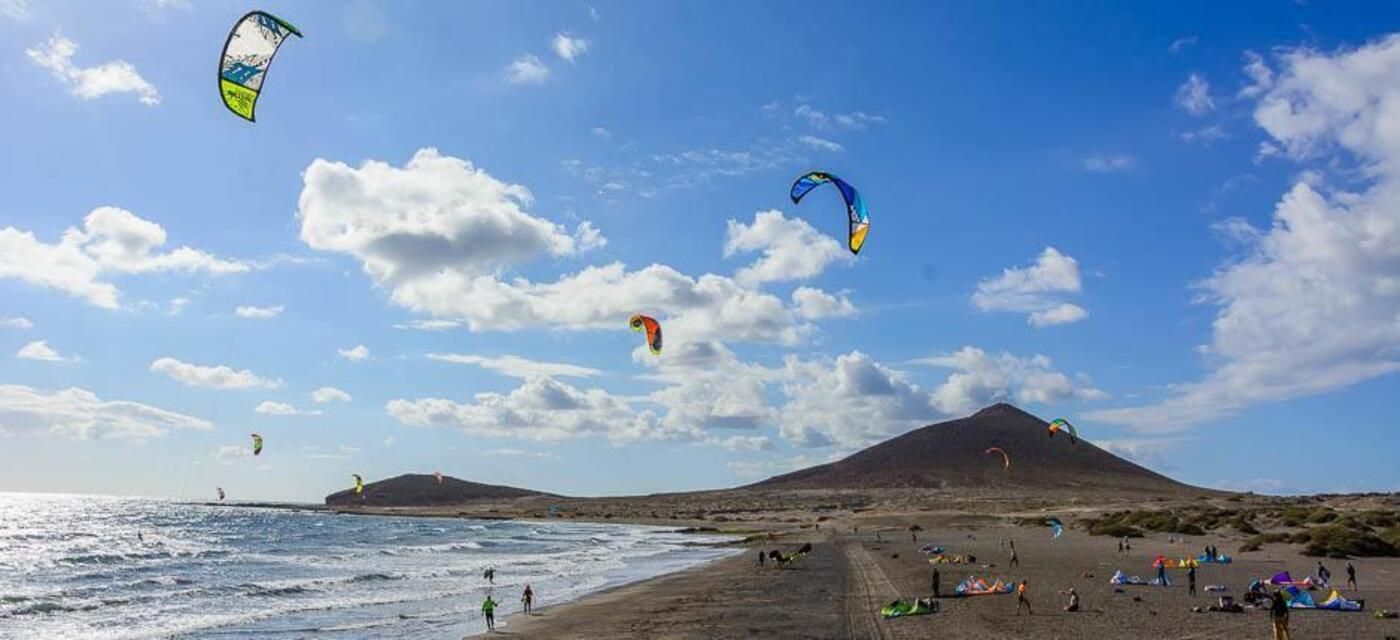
[462,513,1399,639]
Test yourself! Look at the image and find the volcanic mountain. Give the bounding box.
[749,403,1205,495]
[325,474,551,507]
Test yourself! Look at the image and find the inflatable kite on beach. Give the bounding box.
[1047,418,1078,444]
[790,171,870,255]
[250,433,263,456]
[1046,517,1064,539]
[954,576,1014,596]
[629,314,662,355]
[219,11,303,121]
[984,447,1010,471]
[217,487,225,501]
[351,474,364,496]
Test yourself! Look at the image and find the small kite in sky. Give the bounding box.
[629,314,662,355]
[219,11,303,121]
[790,171,870,255]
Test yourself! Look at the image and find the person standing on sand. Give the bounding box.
[1117,539,1123,554]
[1188,565,1197,596]
[758,550,766,567]
[1156,560,1167,585]
[1346,562,1357,590]
[931,568,941,598]
[1269,588,1291,640]
[481,595,498,632]
[522,584,534,614]
[1061,588,1079,612]
[1009,546,1019,568]
[1123,537,1131,552]
[1015,580,1032,615]
[1316,561,1331,586]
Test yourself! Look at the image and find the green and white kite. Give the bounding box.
[219,11,302,122]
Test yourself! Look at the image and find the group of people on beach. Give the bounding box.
[478,567,535,634]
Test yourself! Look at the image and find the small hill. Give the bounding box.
[749,403,1206,495]
[324,474,550,507]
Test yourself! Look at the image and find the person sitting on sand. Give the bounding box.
[522,584,534,614]
[1015,580,1032,615]
[482,595,498,632]
[1061,588,1079,612]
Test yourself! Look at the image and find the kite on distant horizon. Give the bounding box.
[984,447,1010,471]
[433,471,443,485]
[217,487,225,501]
[250,433,263,456]
[1046,517,1064,539]
[352,474,364,497]
[1048,418,1078,444]
[790,171,870,255]
[219,10,303,122]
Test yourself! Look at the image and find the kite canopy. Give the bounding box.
[954,576,1014,596]
[433,471,443,485]
[351,474,364,496]
[217,487,225,501]
[628,314,662,355]
[1046,517,1064,539]
[984,447,1010,471]
[790,171,870,255]
[219,11,302,122]
[1047,418,1078,444]
[250,433,263,456]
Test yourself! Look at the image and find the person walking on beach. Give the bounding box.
[1269,588,1291,640]
[521,584,534,614]
[1188,565,1197,596]
[1009,546,1019,568]
[1015,580,1032,615]
[1316,561,1331,586]
[931,568,941,598]
[1124,537,1131,552]
[1117,538,1123,554]
[481,595,498,632]
[1346,561,1357,590]
[758,549,765,568]
[1156,560,1167,585]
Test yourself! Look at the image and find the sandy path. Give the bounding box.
[839,541,900,640]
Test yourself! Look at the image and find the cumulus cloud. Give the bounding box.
[551,33,588,62]
[150,357,281,390]
[724,210,852,286]
[427,353,602,379]
[254,401,320,416]
[1,316,33,330]
[1168,36,1199,54]
[16,340,78,363]
[0,207,247,309]
[235,305,283,319]
[338,345,370,361]
[912,346,1108,416]
[506,54,549,84]
[310,387,352,403]
[1092,35,1400,431]
[777,351,936,448]
[972,247,1088,327]
[1082,153,1135,173]
[1175,73,1215,116]
[0,384,211,439]
[791,287,855,320]
[26,32,160,105]
[2,0,30,20]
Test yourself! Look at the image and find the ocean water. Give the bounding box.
[0,493,739,639]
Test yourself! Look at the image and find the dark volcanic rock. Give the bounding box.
[748,403,1203,495]
[325,474,551,507]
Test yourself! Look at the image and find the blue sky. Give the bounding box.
[2,0,1398,501]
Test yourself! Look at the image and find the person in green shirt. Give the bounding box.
[481,595,498,632]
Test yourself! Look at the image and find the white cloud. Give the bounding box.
[0,207,247,309]
[254,401,320,416]
[1238,51,1274,98]
[483,447,560,459]
[1082,153,1135,173]
[150,357,281,390]
[791,287,855,320]
[338,345,370,361]
[427,353,602,379]
[1168,36,1199,54]
[167,297,190,316]
[972,247,1088,327]
[912,346,1108,417]
[235,305,283,319]
[0,384,211,440]
[506,54,549,84]
[591,127,611,139]
[16,340,78,363]
[777,351,935,448]
[551,33,588,62]
[298,148,597,287]
[215,445,250,463]
[1,316,33,330]
[1181,123,1229,145]
[724,210,852,286]
[1175,73,1215,116]
[793,105,884,131]
[26,32,160,105]
[1090,35,1400,431]
[311,387,353,403]
[1,0,29,20]
[387,375,657,443]
[728,453,835,479]
[394,319,461,332]
[797,135,844,152]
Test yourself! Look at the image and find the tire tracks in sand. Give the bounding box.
[840,540,908,640]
